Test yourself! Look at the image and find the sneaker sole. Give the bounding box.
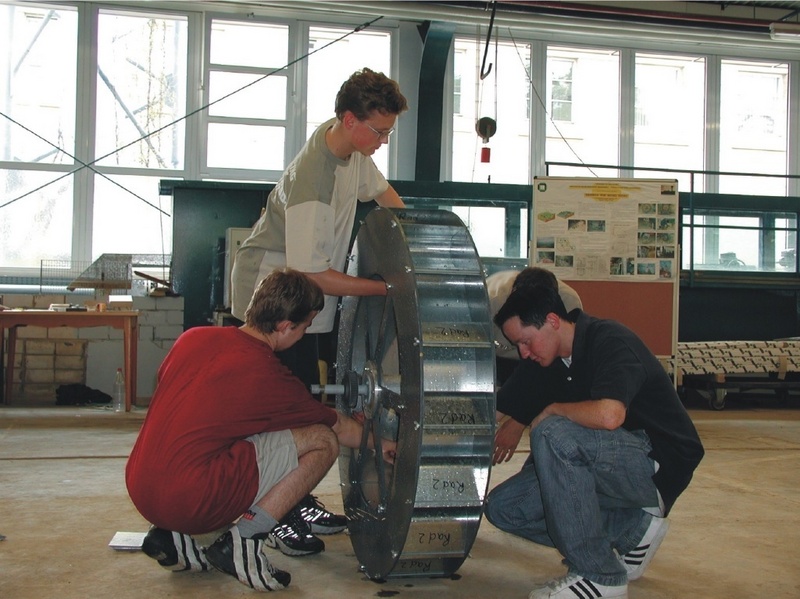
[263,534,324,557]
[308,523,347,535]
[529,577,627,599]
[206,531,290,591]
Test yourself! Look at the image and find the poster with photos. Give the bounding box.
[531,177,679,281]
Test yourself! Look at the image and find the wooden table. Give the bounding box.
[0,310,138,411]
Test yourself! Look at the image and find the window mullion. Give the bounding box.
[74,2,98,263]
[788,60,799,198]
[530,39,546,178]
[619,47,635,178]
[183,10,204,182]
[287,20,305,163]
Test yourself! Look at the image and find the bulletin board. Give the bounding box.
[531,177,679,358]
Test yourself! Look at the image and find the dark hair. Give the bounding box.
[334,67,408,121]
[244,268,324,335]
[494,285,569,331]
[512,267,558,292]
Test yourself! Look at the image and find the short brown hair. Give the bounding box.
[244,268,324,335]
[494,285,569,331]
[334,67,408,121]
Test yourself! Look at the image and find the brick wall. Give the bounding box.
[2,294,184,405]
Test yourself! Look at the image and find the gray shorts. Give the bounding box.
[246,429,299,505]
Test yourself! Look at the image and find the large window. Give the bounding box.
[0,3,396,279]
[451,37,532,185]
[92,174,173,257]
[92,9,187,257]
[450,41,793,205]
[3,1,799,282]
[634,53,706,192]
[674,58,794,276]
[306,26,391,174]
[719,59,788,195]
[96,10,187,170]
[449,42,624,184]
[545,47,620,178]
[449,38,795,278]
[205,19,288,174]
[1,3,77,268]
[453,204,528,259]
[0,4,77,165]
[1,169,74,266]
[682,208,797,273]
[0,4,186,271]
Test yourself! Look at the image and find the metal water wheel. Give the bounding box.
[332,207,496,580]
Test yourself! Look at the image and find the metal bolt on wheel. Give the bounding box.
[335,207,496,580]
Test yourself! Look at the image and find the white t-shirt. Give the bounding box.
[231,118,389,333]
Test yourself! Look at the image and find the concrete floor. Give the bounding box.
[1,395,799,599]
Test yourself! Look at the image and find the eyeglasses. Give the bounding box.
[363,122,395,141]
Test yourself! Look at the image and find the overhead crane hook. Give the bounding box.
[480,0,497,80]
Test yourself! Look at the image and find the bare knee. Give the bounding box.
[293,423,339,462]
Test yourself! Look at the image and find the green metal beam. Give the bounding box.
[415,20,455,181]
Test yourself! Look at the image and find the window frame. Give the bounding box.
[201,13,297,182]
[0,2,402,283]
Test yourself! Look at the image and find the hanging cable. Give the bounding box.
[470,25,484,180]
[507,27,597,177]
[480,1,497,80]
[493,34,498,123]
[0,110,169,215]
[475,26,498,182]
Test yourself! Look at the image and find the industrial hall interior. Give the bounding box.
[2,1,800,598]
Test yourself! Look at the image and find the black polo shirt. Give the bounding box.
[497,310,704,514]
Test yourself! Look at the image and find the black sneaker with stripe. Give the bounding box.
[264,506,325,557]
[297,494,347,535]
[205,528,290,591]
[141,526,210,572]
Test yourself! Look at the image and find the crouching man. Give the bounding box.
[126,268,395,591]
[485,285,703,599]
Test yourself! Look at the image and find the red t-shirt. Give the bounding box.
[126,326,337,534]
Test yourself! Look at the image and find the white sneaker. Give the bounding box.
[620,515,669,581]
[529,573,628,599]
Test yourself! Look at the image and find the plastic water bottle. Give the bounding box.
[113,368,125,412]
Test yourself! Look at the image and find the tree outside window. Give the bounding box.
[550,59,573,122]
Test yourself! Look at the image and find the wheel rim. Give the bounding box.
[335,207,496,580]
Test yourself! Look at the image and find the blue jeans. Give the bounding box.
[484,416,660,586]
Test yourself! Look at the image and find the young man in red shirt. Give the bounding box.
[126,269,395,591]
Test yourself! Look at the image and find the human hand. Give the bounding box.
[492,418,525,465]
[380,437,397,464]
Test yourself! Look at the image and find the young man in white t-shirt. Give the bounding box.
[230,68,408,556]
